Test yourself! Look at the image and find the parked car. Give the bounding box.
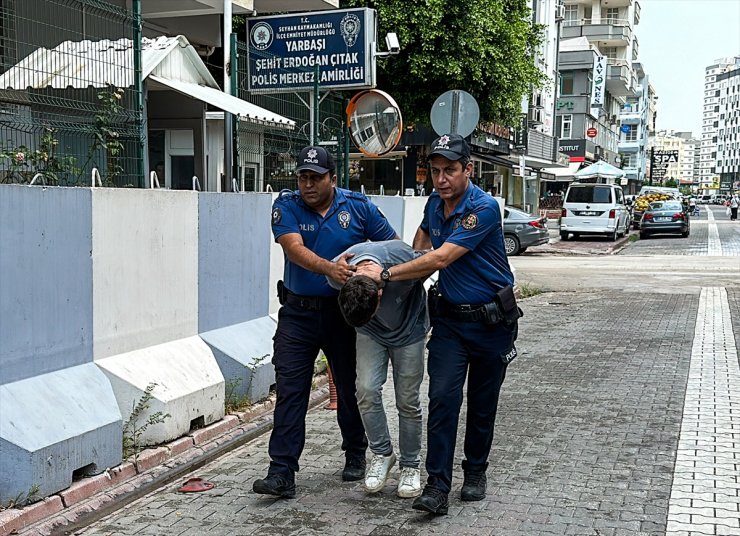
[503,207,549,255]
[639,200,690,238]
[698,194,713,204]
[559,183,631,241]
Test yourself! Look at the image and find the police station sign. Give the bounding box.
[247,8,376,92]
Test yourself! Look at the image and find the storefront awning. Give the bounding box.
[150,75,294,129]
[539,162,582,181]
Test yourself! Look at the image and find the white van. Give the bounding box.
[560,183,631,241]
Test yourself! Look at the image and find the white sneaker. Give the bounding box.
[364,453,396,493]
[397,466,422,498]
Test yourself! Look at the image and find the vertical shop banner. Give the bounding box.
[247,8,376,92]
[590,56,607,107]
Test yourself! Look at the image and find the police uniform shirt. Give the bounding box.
[420,182,514,305]
[272,187,396,296]
[327,240,430,347]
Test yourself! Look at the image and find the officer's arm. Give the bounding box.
[277,233,355,283]
[357,241,467,283]
[412,227,432,250]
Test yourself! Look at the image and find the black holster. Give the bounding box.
[277,280,287,305]
[427,283,443,318]
[495,285,523,325]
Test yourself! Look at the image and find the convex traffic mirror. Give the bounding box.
[346,89,402,157]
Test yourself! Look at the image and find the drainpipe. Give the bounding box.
[224,0,233,191]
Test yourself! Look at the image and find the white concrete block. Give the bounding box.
[0,364,122,503]
[201,316,277,404]
[96,336,224,446]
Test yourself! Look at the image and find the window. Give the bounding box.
[564,5,578,25]
[566,186,613,203]
[625,125,638,142]
[605,8,620,24]
[602,47,618,60]
[560,72,575,95]
[558,114,573,139]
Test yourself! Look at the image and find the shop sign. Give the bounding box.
[558,139,586,162]
[247,8,375,92]
[586,127,597,138]
[590,56,607,107]
[556,100,574,111]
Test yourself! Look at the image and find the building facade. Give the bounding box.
[651,130,697,185]
[699,56,740,186]
[716,66,740,194]
[617,62,651,186]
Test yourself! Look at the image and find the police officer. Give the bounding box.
[357,134,520,514]
[253,146,398,498]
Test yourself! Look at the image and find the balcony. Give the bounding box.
[632,37,639,60]
[561,19,632,46]
[526,129,557,161]
[618,139,642,153]
[619,109,642,125]
[606,59,632,97]
[634,1,641,24]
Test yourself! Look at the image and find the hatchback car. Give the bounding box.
[639,200,690,238]
[503,207,549,255]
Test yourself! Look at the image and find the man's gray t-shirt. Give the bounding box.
[329,240,429,347]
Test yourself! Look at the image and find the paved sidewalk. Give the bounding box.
[34,287,733,536]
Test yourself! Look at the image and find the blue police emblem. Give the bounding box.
[272,207,282,225]
[338,210,351,229]
[461,213,478,230]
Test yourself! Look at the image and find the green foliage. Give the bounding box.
[122,383,171,464]
[3,484,40,510]
[339,0,545,126]
[518,281,543,299]
[663,178,678,188]
[224,354,270,413]
[1,129,78,185]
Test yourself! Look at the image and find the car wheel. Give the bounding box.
[504,234,520,256]
[560,231,569,241]
[681,228,689,238]
[609,228,618,241]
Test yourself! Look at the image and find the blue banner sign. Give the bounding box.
[247,8,376,92]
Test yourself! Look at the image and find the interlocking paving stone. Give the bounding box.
[72,290,706,536]
[666,287,740,536]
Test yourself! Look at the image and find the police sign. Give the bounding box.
[247,8,376,92]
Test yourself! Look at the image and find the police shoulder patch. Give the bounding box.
[271,207,282,225]
[345,190,368,202]
[278,188,294,198]
[461,213,478,230]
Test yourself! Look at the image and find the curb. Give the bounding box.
[2,377,330,536]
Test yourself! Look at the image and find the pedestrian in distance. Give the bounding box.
[357,134,522,515]
[730,194,739,221]
[329,240,429,498]
[252,146,398,499]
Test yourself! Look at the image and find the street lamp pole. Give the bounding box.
[552,0,564,163]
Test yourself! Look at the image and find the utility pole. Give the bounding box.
[552,0,564,163]
[649,146,654,186]
[224,0,233,191]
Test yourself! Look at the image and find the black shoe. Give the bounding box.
[461,471,487,501]
[252,473,296,498]
[412,486,448,515]
[342,453,366,482]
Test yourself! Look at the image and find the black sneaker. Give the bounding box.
[412,485,449,515]
[460,471,487,501]
[342,453,366,481]
[252,473,296,498]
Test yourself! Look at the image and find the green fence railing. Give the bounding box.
[0,0,142,187]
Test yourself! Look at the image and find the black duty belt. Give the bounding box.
[284,291,337,311]
[443,302,499,323]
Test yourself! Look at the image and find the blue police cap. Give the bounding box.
[295,146,335,174]
[428,134,471,162]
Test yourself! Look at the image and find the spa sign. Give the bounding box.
[247,8,377,92]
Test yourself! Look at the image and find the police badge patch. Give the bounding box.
[461,213,478,230]
[338,210,351,229]
[272,207,282,225]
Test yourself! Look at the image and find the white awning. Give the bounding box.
[149,75,294,129]
[540,162,582,181]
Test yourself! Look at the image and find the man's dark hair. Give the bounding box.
[338,275,380,327]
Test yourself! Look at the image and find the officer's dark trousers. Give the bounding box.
[268,301,367,477]
[424,318,516,494]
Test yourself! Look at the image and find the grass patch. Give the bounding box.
[628,234,639,242]
[518,282,543,299]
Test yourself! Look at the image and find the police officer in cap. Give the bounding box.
[253,146,398,498]
[357,133,520,514]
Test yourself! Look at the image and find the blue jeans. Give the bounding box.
[355,333,425,468]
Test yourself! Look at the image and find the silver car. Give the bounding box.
[503,207,549,255]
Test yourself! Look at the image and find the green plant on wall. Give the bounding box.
[122,383,171,464]
[86,86,126,186]
[1,484,40,510]
[1,129,78,185]
[224,354,270,413]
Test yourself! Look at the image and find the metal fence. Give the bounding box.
[234,39,349,192]
[0,0,142,187]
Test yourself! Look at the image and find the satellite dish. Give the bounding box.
[430,90,479,137]
[346,89,403,157]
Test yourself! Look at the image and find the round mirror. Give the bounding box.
[346,89,403,157]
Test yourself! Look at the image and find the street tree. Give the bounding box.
[340,0,545,126]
